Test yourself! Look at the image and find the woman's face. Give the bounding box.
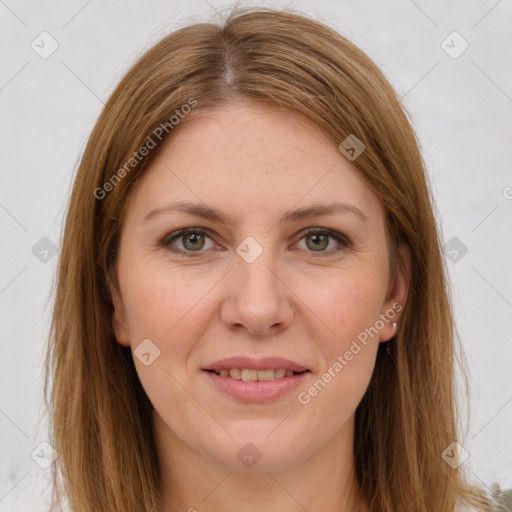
[112,101,409,474]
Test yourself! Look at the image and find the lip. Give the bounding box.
[203,369,310,403]
[202,356,309,373]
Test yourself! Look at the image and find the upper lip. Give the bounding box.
[203,356,310,373]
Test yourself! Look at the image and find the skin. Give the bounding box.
[112,100,410,512]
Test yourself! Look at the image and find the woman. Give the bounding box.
[43,6,501,511]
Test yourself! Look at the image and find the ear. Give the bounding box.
[112,294,131,347]
[379,242,411,342]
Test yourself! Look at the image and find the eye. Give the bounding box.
[161,229,218,256]
[160,227,351,257]
[295,228,351,254]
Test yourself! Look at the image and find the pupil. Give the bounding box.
[308,234,327,251]
[184,233,204,250]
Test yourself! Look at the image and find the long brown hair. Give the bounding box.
[43,6,496,511]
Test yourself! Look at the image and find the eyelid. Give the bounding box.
[160,227,352,256]
[293,228,352,256]
[160,227,218,248]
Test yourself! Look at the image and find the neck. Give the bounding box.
[153,410,370,512]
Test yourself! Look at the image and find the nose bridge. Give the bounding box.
[236,234,281,307]
[221,234,293,334]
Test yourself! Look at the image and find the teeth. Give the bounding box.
[274,368,286,379]
[241,369,258,381]
[229,369,242,379]
[253,369,275,381]
[215,368,298,381]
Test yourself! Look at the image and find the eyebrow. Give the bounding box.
[143,200,368,225]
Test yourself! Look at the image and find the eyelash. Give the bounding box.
[159,227,352,257]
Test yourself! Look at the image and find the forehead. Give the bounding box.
[123,102,383,226]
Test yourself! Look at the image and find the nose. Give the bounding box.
[220,246,294,336]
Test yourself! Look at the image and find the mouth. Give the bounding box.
[202,368,311,403]
[204,368,310,381]
[201,356,312,402]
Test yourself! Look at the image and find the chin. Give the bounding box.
[203,432,312,474]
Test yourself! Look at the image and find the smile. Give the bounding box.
[208,368,303,381]
[203,369,310,403]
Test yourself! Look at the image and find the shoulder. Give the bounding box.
[455,504,486,512]
[456,488,512,512]
[495,487,512,511]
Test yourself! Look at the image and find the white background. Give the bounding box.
[1,0,511,510]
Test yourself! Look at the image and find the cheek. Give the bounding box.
[121,258,205,337]
[121,267,206,405]
[300,263,387,400]
[297,275,383,421]
[310,267,388,342]
[119,261,219,384]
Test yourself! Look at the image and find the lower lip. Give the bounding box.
[202,370,310,403]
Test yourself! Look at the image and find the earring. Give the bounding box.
[386,322,398,355]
